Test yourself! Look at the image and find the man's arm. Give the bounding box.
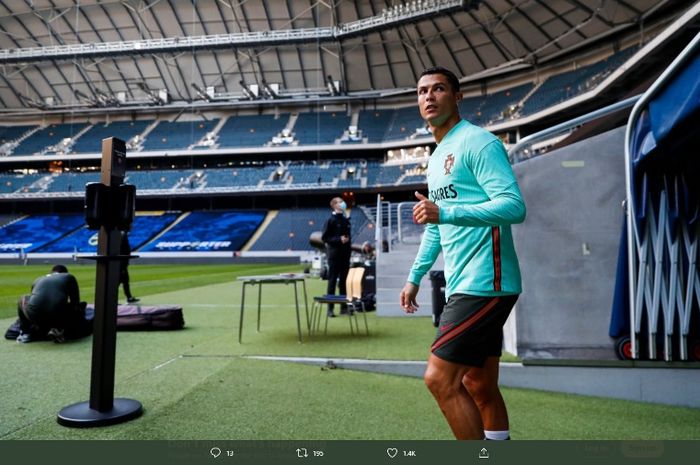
[401,223,441,312]
[440,140,526,227]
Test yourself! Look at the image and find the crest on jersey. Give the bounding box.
[444,154,455,175]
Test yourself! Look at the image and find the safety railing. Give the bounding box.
[508,95,640,163]
[624,32,700,360]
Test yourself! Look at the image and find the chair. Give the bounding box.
[349,267,370,335]
[310,267,368,336]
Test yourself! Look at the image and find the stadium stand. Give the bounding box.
[471,83,534,125]
[249,207,328,251]
[0,173,43,193]
[0,214,22,228]
[12,123,89,155]
[292,112,351,145]
[400,174,426,185]
[0,213,84,253]
[366,163,409,187]
[285,161,341,186]
[0,125,38,154]
[126,170,194,190]
[521,46,639,116]
[356,110,394,143]
[139,210,266,252]
[141,119,219,151]
[44,172,100,193]
[384,107,426,141]
[201,166,273,189]
[37,212,180,253]
[71,120,152,153]
[217,114,289,148]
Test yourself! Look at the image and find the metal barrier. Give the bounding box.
[374,196,424,253]
[624,32,700,361]
[508,95,640,163]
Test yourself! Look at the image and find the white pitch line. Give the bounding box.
[152,355,181,370]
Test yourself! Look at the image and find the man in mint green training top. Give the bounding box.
[400,66,526,440]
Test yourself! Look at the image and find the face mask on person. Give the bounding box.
[338,201,347,211]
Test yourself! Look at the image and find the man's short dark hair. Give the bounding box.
[419,66,460,93]
[52,264,68,273]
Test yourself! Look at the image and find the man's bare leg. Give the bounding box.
[424,353,484,439]
[463,356,509,434]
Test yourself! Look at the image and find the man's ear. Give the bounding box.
[456,92,463,102]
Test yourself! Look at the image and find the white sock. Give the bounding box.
[484,430,510,440]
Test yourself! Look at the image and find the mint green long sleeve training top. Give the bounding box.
[407,119,526,298]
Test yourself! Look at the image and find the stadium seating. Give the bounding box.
[293,112,351,145]
[0,214,22,228]
[37,212,180,253]
[139,210,266,252]
[0,173,44,193]
[349,207,376,245]
[217,114,288,147]
[141,119,219,151]
[475,83,534,124]
[366,164,406,186]
[400,174,426,185]
[285,162,341,186]
[200,166,272,189]
[12,123,89,155]
[249,208,329,251]
[0,125,38,153]
[384,107,425,141]
[0,213,84,253]
[126,170,193,190]
[521,47,638,116]
[44,172,100,192]
[356,110,394,142]
[71,120,152,153]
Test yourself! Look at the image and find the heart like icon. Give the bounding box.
[386,448,398,459]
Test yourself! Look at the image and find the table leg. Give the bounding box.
[294,282,302,343]
[256,282,262,333]
[239,282,247,343]
[302,279,310,331]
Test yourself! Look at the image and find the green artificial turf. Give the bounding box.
[0,263,302,320]
[1,264,699,440]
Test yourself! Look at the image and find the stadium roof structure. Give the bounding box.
[0,0,695,115]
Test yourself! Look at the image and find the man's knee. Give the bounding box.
[462,371,499,405]
[424,359,464,401]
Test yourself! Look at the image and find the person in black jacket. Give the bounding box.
[321,197,351,317]
[119,231,139,304]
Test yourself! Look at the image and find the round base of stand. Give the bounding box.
[57,398,143,428]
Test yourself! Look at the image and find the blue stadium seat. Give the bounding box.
[384,107,425,141]
[0,214,84,253]
[12,123,90,155]
[356,110,394,142]
[293,112,351,145]
[37,212,179,253]
[142,119,219,151]
[140,210,266,252]
[521,46,638,116]
[71,120,152,153]
[217,114,288,148]
[249,208,329,251]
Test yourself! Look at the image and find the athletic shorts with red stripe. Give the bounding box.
[431,294,518,367]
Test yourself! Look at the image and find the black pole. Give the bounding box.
[57,137,142,427]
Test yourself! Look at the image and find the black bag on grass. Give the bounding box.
[116,305,185,331]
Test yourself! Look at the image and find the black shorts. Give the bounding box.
[431,294,518,367]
